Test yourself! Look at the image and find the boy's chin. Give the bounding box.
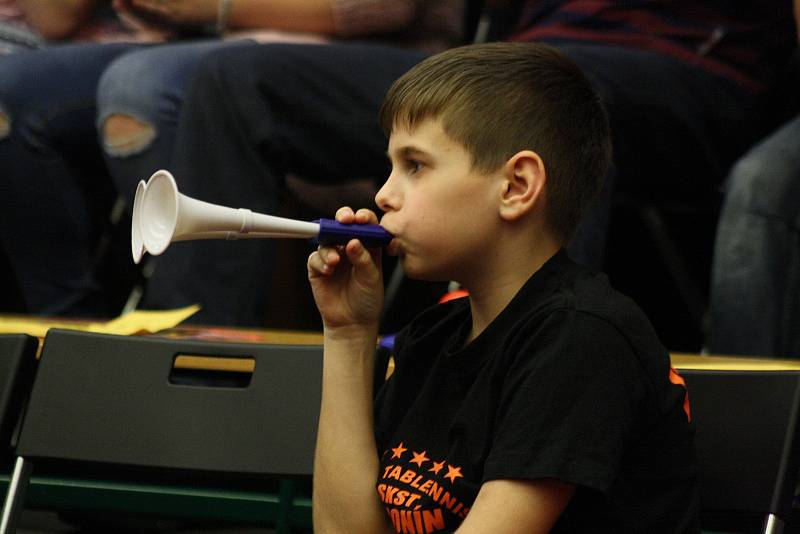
[399,257,451,283]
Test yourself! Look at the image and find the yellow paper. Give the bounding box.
[0,305,200,338]
[96,305,201,335]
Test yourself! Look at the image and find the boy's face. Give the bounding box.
[376,118,501,282]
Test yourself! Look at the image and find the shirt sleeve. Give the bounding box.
[482,309,648,493]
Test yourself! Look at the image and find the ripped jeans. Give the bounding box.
[97,39,251,207]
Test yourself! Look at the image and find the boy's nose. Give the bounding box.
[375,177,396,212]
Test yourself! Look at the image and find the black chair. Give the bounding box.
[0,335,37,460]
[683,369,800,534]
[0,329,322,533]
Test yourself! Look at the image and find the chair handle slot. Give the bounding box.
[169,354,255,388]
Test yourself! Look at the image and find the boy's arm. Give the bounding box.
[456,479,575,533]
[17,0,98,40]
[308,207,393,534]
[314,328,391,533]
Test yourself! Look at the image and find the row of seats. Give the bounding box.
[0,332,798,533]
[0,331,322,532]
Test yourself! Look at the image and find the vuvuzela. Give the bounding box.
[133,170,393,264]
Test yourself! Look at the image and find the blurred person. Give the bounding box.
[146,0,796,326]
[709,114,800,358]
[0,0,462,318]
[708,2,799,359]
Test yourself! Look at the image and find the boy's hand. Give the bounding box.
[113,0,177,40]
[308,207,384,331]
[127,0,218,25]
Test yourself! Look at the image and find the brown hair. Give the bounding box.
[379,42,612,243]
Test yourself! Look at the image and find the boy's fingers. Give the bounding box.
[345,240,366,265]
[354,208,379,225]
[319,245,342,264]
[345,239,379,273]
[309,246,340,276]
[335,206,355,223]
[307,251,329,277]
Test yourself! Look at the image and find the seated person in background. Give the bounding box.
[0,0,462,319]
[309,42,697,533]
[709,114,800,359]
[709,7,799,359]
[148,0,795,327]
[709,113,800,359]
[0,0,149,315]
[97,0,463,205]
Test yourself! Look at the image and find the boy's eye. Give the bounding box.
[407,160,424,174]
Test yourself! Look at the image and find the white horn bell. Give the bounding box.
[132,170,392,264]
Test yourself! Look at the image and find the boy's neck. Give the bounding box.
[463,238,561,345]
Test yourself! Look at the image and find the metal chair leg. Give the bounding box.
[0,457,32,534]
[764,513,784,534]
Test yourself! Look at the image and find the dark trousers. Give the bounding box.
[144,43,427,326]
[558,42,757,267]
[144,41,758,327]
[0,43,136,315]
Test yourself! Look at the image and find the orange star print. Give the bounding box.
[445,465,463,483]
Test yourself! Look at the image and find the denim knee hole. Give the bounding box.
[101,114,157,157]
[0,111,10,140]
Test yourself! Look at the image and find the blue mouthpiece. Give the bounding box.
[314,218,393,248]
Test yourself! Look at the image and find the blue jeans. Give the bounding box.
[0,42,138,315]
[0,38,250,316]
[709,116,800,358]
[555,43,756,269]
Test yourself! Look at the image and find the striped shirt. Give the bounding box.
[510,0,797,93]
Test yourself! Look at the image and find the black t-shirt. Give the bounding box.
[374,250,699,533]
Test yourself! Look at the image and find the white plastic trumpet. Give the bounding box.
[131,170,393,264]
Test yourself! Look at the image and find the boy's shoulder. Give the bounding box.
[531,254,667,369]
[514,250,660,344]
[397,250,662,360]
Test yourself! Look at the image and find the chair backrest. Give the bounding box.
[0,335,37,455]
[15,329,322,479]
[682,369,800,529]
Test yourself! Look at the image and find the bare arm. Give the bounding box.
[127,0,337,33]
[313,328,392,533]
[308,207,393,534]
[228,0,337,34]
[795,0,800,43]
[127,0,422,36]
[456,479,575,533]
[17,0,98,40]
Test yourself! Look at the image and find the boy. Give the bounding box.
[308,42,698,533]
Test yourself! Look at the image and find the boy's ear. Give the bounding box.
[498,150,546,221]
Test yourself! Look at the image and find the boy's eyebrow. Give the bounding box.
[386,145,431,160]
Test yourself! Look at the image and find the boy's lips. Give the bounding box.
[385,236,401,256]
[379,220,400,255]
